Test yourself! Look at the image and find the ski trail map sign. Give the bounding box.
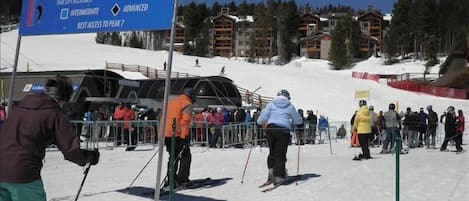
[20,0,174,36]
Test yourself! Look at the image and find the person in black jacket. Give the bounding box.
[440,106,463,152]
[305,110,317,144]
[296,109,305,145]
[403,108,418,148]
[425,105,438,149]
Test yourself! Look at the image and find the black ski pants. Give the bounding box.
[358,133,371,158]
[165,137,192,184]
[265,124,290,178]
[441,131,462,151]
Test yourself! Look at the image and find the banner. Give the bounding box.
[20,0,174,36]
[354,90,370,100]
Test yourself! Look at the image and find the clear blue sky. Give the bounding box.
[179,0,396,13]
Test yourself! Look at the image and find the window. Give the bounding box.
[195,81,216,96]
[222,82,240,98]
[171,79,187,93]
[360,22,370,33]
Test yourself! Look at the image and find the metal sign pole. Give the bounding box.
[155,0,178,200]
[6,34,22,115]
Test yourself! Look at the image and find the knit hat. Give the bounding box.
[44,75,73,101]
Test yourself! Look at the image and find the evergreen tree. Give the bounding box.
[341,14,361,58]
[329,20,348,69]
[128,32,143,48]
[383,30,398,64]
[277,1,299,63]
[390,0,413,58]
[110,32,122,46]
[237,0,250,16]
[95,32,107,44]
[226,1,237,13]
[211,2,221,16]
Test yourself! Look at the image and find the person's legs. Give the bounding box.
[176,139,192,184]
[273,132,290,179]
[266,128,276,171]
[358,134,371,158]
[0,180,46,201]
[383,128,392,151]
[311,127,317,144]
[440,132,450,151]
[0,183,12,201]
[165,138,182,185]
[455,132,463,151]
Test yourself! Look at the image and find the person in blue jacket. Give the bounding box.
[317,115,329,144]
[257,89,303,185]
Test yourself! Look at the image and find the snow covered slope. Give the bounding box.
[1,29,468,121]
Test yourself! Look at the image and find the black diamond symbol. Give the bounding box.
[111,4,120,16]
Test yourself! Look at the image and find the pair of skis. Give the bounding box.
[159,177,213,195]
[258,181,281,192]
[258,175,300,192]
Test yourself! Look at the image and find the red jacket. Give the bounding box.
[114,106,134,129]
[0,93,89,183]
[457,115,465,133]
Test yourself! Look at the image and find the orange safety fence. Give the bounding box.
[352,71,380,82]
[387,80,466,99]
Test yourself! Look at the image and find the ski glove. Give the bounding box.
[83,149,100,165]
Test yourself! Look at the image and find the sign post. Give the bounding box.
[155,0,179,200]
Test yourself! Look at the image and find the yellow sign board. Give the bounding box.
[354,90,370,100]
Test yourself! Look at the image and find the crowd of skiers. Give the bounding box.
[0,74,466,200]
[350,101,465,160]
[188,105,335,149]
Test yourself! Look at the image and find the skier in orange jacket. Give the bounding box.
[164,88,196,187]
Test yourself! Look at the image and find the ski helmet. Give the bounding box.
[447,106,455,112]
[183,87,196,102]
[277,89,290,100]
[298,109,304,114]
[426,105,432,111]
[359,100,367,107]
[389,103,396,110]
[368,105,374,111]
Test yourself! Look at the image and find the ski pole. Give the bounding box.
[74,162,92,201]
[127,150,160,191]
[296,132,301,185]
[240,145,254,184]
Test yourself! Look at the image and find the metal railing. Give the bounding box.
[70,120,159,150]
[188,121,210,146]
[237,87,273,108]
[105,62,199,79]
[48,119,467,151]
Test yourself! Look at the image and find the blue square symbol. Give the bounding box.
[60,8,69,20]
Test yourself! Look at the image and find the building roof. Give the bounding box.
[357,11,383,20]
[298,31,331,42]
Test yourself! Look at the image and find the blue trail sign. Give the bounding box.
[20,0,174,36]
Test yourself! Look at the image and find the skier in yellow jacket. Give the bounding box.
[352,100,372,160]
